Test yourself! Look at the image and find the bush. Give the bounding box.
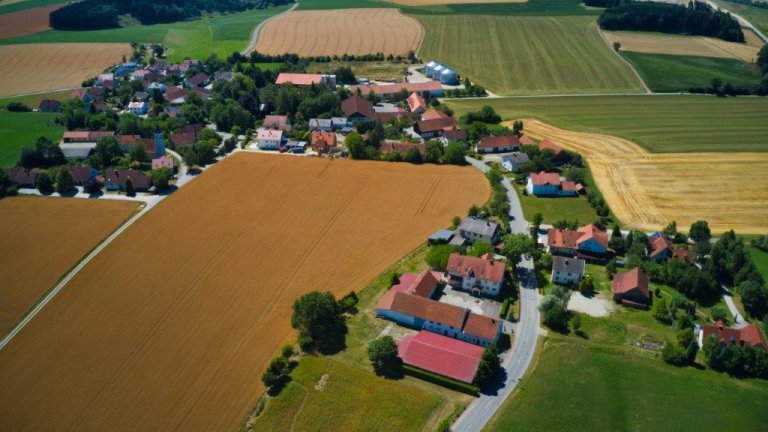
[426,244,461,271]
[6,102,31,112]
[281,344,294,359]
[403,365,478,395]
[339,291,359,313]
[500,298,510,318]
[261,355,290,388]
[367,336,403,378]
[711,304,727,322]
[662,341,689,366]
[291,291,346,352]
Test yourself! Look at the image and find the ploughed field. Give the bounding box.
[0,3,63,39]
[254,8,423,56]
[0,197,138,335]
[0,153,489,432]
[0,43,132,96]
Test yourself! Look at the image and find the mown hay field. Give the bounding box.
[603,30,763,63]
[254,9,423,56]
[0,43,132,96]
[0,153,489,432]
[448,95,768,153]
[387,0,525,5]
[0,3,62,39]
[0,197,138,335]
[515,118,768,234]
[415,15,644,95]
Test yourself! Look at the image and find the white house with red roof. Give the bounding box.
[256,128,284,150]
[406,92,427,114]
[446,253,506,296]
[547,223,610,258]
[475,135,521,154]
[526,171,583,197]
[698,321,767,350]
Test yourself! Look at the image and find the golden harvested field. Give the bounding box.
[0,197,137,335]
[0,43,132,96]
[0,4,63,39]
[0,153,489,432]
[254,8,423,56]
[514,119,768,234]
[387,0,525,4]
[603,30,763,62]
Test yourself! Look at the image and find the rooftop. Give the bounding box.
[398,331,483,384]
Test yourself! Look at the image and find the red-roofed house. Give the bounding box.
[170,132,196,148]
[391,270,441,298]
[342,95,376,122]
[276,73,335,88]
[649,236,672,263]
[526,171,582,197]
[699,321,767,350]
[463,312,503,345]
[446,253,506,296]
[263,115,292,132]
[380,141,425,155]
[347,81,443,97]
[441,128,467,144]
[406,92,427,114]
[672,247,695,264]
[547,224,609,257]
[520,135,535,146]
[611,268,650,308]
[152,155,174,171]
[310,131,337,153]
[421,110,449,121]
[414,117,457,139]
[538,139,570,165]
[398,331,483,384]
[256,128,284,150]
[475,135,521,154]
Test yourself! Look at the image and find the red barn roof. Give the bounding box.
[538,139,563,155]
[381,292,468,329]
[649,236,672,258]
[477,135,520,150]
[406,92,427,112]
[341,95,376,119]
[702,322,767,349]
[611,268,649,298]
[276,73,325,86]
[310,131,337,152]
[519,135,535,145]
[530,171,561,186]
[380,141,425,155]
[463,312,501,341]
[398,331,483,384]
[421,110,449,121]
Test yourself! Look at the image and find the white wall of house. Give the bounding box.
[551,269,582,286]
[258,138,280,150]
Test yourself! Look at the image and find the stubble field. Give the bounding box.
[516,119,768,234]
[254,8,424,56]
[0,153,489,432]
[0,197,138,335]
[0,43,132,96]
[387,0,525,4]
[602,30,763,62]
[0,4,62,39]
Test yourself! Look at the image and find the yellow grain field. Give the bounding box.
[254,9,423,56]
[386,0,525,4]
[602,31,763,62]
[0,43,132,96]
[512,119,768,234]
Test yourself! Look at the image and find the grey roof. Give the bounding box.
[331,117,348,126]
[502,152,530,164]
[552,256,585,275]
[310,118,332,127]
[448,234,467,246]
[459,217,499,239]
[429,229,455,242]
[285,140,307,148]
[60,143,97,159]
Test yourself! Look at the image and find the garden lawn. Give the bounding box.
[620,52,763,92]
[448,95,768,153]
[517,189,598,225]
[0,5,292,62]
[251,356,443,432]
[0,111,63,167]
[486,338,768,432]
[750,247,768,281]
[416,15,643,95]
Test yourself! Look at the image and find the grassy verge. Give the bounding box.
[0,110,64,167]
[749,246,768,281]
[620,51,763,92]
[415,15,643,95]
[447,95,768,153]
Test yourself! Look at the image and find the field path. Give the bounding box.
[597,28,651,93]
[513,119,768,234]
[241,1,298,54]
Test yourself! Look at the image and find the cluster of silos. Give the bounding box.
[424,60,459,85]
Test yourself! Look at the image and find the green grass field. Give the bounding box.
[0,110,64,167]
[750,247,768,281]
[713,0,768,33]
[415,15,644,95]
[0,0,62,15]
[517,189,598,225]
[299,0,599,15]
[448,95,768,153]
[252,356,443,432]
[0,5,292,62]
[0,90,71,110]
[621,52,763,92]
[486,338,768,432]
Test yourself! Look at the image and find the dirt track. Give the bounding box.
[254,8,423,56]
[515,119,768,234]
[0,197,137,336]
[0,43,132,96]
[0,153,489,432]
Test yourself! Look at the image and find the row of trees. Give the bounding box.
[345,131,467,166]
[702,334,768,378]
[598,1,745,42]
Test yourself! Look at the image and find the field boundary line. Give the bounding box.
[596,27,651,94]
[242,1,299,54]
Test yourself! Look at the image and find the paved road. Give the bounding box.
[722,284,748,329]
[452,157,541,432]
[241,2,299,54]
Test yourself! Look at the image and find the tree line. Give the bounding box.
[50,0,294,30]
[598,1,745,43]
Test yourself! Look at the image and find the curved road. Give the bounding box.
[452,158,541,432]
[241,1,299,55]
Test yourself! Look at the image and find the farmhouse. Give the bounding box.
[347,81,443,97]
[275,73,336,88]
[376,292,502,346]
[68,166,97,185]
[611,268,650,308]
[501,153,530,172]
[186,72,209,88]
[391,270,442,298]
[342,95,376,122]
[525,171,583,197]
[171,132,196,148]
[441,128,468,145]
[672,247,695,264]
[164,87,188,105]
[475,135,520,154]
[414,117,458,139]
[5,168,38,187]
[446,253,506,296]
[458,216,500,244]
[547,224,609,258]
[649,236,672,263]
[398,331,483,384]
[310,131,337,153]
[407,92,427,114]
[551,256,585,287]
[104,169,151,191]
[698,321,767,350]
[152,156,174,171]
[256,128,284,150]
[263,115,291,132]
